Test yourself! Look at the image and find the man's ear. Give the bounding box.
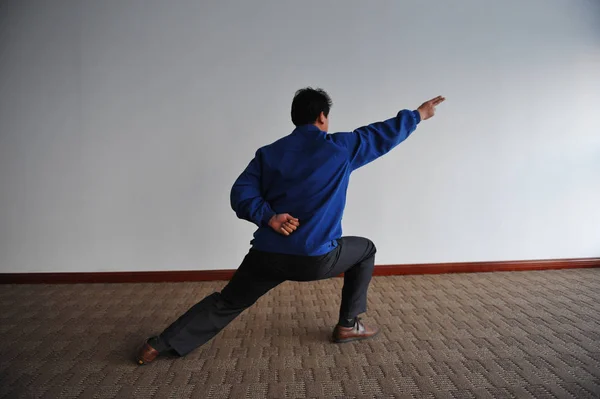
[318,112,326,124]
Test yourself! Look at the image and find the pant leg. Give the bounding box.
[319,236,377,320]
[160,251,284,356]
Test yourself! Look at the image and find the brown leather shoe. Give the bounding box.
[136,342,159,365]
[332,318,379,343]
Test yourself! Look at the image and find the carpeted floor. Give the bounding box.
[1,269,599,398]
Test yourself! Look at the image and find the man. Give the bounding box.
[136,88,445,364]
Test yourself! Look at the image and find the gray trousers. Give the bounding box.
[161,236,376,356]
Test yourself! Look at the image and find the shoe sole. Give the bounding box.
[136,348,179,365]
[332,329,380,344]
[136,356,148,365]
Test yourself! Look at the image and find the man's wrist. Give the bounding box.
[260,211,276,228]
[413,109,422,124]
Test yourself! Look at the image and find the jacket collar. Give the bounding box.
[291,124,327,139]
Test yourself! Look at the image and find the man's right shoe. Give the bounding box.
[136,342,160,365]
[136,336,179,365]
[332,318,379,343]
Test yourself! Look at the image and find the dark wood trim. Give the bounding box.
[0,270,236,284]
[372,257,600,276]
[1,257,598,284]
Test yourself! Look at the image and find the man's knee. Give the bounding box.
[356,238,376,272]
[365,238,377,258]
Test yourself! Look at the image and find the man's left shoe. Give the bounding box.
[332,318,379,343]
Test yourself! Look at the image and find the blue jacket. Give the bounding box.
[230,109,421,256]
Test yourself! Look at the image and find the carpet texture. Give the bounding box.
[1,269,599,398]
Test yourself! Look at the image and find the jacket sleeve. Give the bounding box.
[333,109,421,171]
[230,150,276,227]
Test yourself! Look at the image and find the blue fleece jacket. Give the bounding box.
[230,109,421,256]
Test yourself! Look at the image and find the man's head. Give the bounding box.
[291,87,332,132]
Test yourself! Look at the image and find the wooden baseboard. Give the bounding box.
[1,257,598,284]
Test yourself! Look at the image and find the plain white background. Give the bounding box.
[1,0,599,273]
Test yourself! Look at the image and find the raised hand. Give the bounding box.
[268,214,300,236]
[417,95,446,121]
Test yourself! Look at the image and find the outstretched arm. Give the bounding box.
[334,96,445,170]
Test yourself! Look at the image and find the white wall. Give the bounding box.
[1,0,599,273]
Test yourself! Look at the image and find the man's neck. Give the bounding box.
[313,123,326,132]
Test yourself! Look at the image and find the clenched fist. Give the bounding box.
[268,214,300,236]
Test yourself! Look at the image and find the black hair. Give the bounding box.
[291,87,332,126]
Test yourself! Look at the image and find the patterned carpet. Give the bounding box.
[1,269,599,398]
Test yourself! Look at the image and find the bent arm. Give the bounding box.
[230,151,276,227]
